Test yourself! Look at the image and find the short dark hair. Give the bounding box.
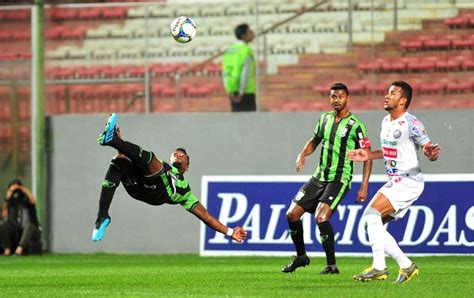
[175,147,189,164]
[330,82,349,96]
[235,23,250,40]
[8,178,22,188]
[391,80,412,109]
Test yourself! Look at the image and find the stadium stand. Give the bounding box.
[0,1,474,161]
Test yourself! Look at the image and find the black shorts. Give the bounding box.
[292,177,350,213]
[230,93,256,112]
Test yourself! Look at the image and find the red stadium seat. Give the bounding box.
[0,100,10,121]
[19,53,31,59]
[0,126,13,146]
[400,40,423,51]
[381,58,406,73]
[18,99,31,120]
[306,101,327,111]
[350,80,367,94]
[470,16,474,27]
[121,83,144,99]
[45,85,67,114]
[11,30,31,40]
[151,85,164,97]
[47,67,76,79]
[186,84,214,97]
[444,16,470,29]
[161,86,177,97]
[418,81,446,94]
[357,59,383,73]
[313,83,332,95]
[77,7,102,19]
[101,66,126,78]
[422,36,451,51]
[0,31,12,41]
[51,8,78,21]
[203,63,222,76]
[102,7,128,19]
[0,53,19,60]
[151,64,179,77]
[19,124,30,141]
[452,34,474,49]
[75,66,102,79]
[4,10,30,21]
[436,56,462,72]
[61,26,87,39]
[45,26,66,40]
[462,57,474,71]
[375,81,391,95]
[407,57,436,72]
[446,80,471,93]
[126,66,146,78]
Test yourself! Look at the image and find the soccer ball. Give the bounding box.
[170,16,197,43]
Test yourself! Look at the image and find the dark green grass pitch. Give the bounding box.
[1,254,473,297]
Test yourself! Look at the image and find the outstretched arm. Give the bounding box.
[347,149,383,162]
[296,137,321,173]
[191,202,247,242]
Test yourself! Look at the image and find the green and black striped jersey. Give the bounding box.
[111,158,199,211]
[312,111,370,184]
[158,161,200,211]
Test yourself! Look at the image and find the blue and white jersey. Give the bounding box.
[380,112,430,178]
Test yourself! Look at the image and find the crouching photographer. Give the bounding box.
[0,179,43,256]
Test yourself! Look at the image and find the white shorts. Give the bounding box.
[378,174,425,219]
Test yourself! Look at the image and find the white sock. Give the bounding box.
[384,230,412,269]
[365,208,386,270]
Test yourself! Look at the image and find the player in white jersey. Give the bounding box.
[347,81,440,284]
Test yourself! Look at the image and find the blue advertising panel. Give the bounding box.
[200,174,474,256]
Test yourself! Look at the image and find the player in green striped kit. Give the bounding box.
[282,83,373,274]
[92,113,247,243]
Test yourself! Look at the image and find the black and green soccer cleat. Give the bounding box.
[320,265,340,274]
[281,255,310,273]
[393,263,419,284]
[353,266,388,282]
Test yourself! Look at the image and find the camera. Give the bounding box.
[10,189,25,206]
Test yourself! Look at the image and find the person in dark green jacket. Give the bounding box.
[222,23,256,112]
[92,113,247,243]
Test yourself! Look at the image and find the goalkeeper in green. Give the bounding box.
[222,23,256,112]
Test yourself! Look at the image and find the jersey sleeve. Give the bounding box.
[171,177,200,211]
[313,113,325,138]
[408,117,430,146]
[179,191,200,211]
[354,122,371,149]
[171,190,199,212]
